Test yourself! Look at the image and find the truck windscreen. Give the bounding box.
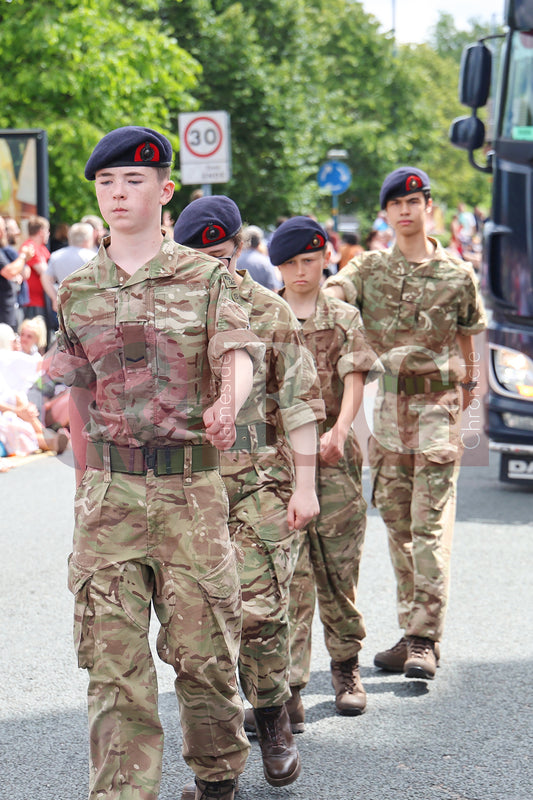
[502,30,533,140]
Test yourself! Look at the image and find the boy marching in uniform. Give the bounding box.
[174,196,325,796]
[325,167,487,679]
[269,216,378,723]
[52,128,264,800]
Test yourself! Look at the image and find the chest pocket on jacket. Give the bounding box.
[397,281,421,331]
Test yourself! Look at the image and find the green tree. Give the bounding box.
[0,0,499,234]
[161,0,330,227]
[0,0,200,222]
[429,11,502,60]
[312,4,494,233]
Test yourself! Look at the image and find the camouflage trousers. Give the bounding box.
[369,435,461,641]
[221,441,299,708]
[288,429,367,688]
[69,467,250,800]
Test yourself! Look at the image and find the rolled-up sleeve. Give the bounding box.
[324,258,362,307]
[49,310,97,389]
[337,306,381,380]
[457,265,487,336]
[276,338,326,433]
[207,275,265,379]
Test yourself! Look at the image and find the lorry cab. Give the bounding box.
[450,0,533,485]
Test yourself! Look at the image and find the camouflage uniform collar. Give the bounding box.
[393,236,447,268]
[235,268,256,300]
[304,289,332,330]
[298,288,333,331]
[93,233,177,288]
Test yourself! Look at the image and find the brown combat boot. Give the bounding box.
[330,656,367,715]
[285,686,305,733]
[181,777,239,800]
[253,705,301,786]
[244,686,305,735]
[404,636,439,679]
[374,637,409,672]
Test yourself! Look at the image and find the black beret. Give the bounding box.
[85,126,173,180]
[173,195,242,248]
[379,166,430,209]
[268,216,328,266]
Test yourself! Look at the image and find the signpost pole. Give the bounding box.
[317,159,352,232]
[332,192,339,231]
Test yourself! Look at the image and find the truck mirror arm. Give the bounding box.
[468,146,493,174]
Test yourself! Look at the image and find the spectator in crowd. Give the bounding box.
[364,229,389,251]
[189,188,204,202]
[371,209,393,246]
[473,205,487,234]
[41,222,95,311]
[0,322,69,458]
[457,202,476,243]
[324,218,341,256]
[21,216,53,319]
[0,216,33,330]
[49,222,70,252]
[338,232,363,269]
[18,316,47,357]
[236,224,281,290]
[265,215,289,248]
[4,216,22,248]
[12,316,68,429]
[80,213,106,251]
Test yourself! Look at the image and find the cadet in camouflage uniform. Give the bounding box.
[51,128,265,800]
[269,216,378,723]
[174,197,325,796]
[325,167,487,680]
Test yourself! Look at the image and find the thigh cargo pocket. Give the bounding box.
[68,557,95,670]
[198,548,242,660]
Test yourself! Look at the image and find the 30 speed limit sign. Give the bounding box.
[178,111,231,185]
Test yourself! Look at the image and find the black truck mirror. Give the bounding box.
[459,43,492,108]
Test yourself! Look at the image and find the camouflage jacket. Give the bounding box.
[236,270,325,434]
[51,237,264,447]
[324,238,487,382]
[280,288,378,421]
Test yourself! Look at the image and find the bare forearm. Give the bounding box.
[69,387,93,485]
[41,272,58,306]
[203,349,254,450]
[320,372,364,465]
[457,334,476,380]
[287,421,318,489]
[337,371,364,431]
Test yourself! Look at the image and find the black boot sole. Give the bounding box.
[404,665,436,679]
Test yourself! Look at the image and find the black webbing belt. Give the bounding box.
[86,441,219,476]
[229,423,277,451]
[381,374,457,396]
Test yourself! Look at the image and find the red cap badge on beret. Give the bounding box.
[201,224,227,245]
[405,174,423,193]
[305,233,326,251]
[134,142,161,163]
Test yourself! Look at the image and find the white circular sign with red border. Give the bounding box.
[183,116,223,159]
[178,111,231,184]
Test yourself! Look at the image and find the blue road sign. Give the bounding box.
[317,160,352,194]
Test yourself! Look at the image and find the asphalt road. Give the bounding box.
[1,445,531,800]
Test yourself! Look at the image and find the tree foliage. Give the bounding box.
[0,0,497,232]
[0,0,199,220]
